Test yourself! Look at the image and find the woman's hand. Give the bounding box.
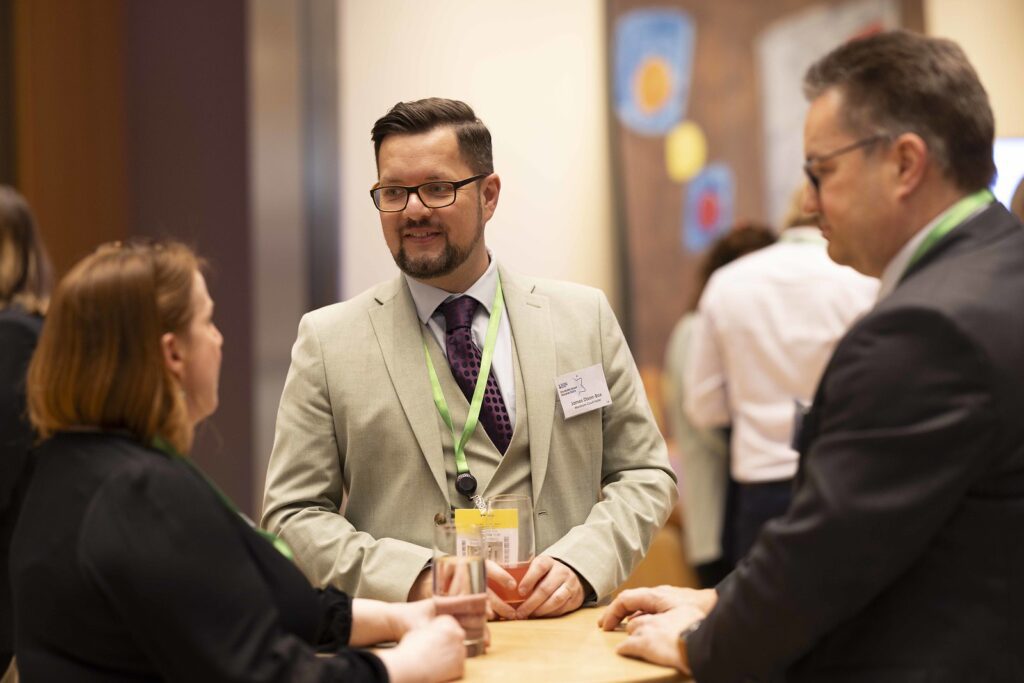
[350,598,436,646]
[386,599,436,640]
[377,615,466,683]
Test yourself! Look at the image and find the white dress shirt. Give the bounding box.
[405,253,517,429]
[684,228,878,482]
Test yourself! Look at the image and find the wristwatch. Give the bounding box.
[677,619,704,675]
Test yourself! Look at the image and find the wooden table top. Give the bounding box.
[458,607,685,682]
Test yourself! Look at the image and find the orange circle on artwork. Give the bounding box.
[633,56,673,114]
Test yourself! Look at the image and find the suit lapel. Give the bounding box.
[368,277,450,504]
[500,266,556,500]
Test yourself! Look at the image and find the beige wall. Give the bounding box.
[338,0,618,310]
[336,1,1021,310]
[925,0,1024,138]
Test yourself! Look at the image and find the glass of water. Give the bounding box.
[432,521,487,656]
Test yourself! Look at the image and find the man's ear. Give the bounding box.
[161,332,185,381]
[481,173,501,221]
[892,132,929,200]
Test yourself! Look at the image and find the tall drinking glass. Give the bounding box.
[483,494,535,607]
[432,521,487,657]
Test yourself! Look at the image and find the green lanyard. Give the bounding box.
[152,436,294,561]
[422,280,505,498]
[905,189,994,272]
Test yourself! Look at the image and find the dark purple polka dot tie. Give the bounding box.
[439,296,512,454]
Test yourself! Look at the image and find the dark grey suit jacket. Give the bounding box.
[689,202,1024,682]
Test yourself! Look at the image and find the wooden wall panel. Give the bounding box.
[11,0,255,513]
[1,0,14,184]
[12,0,129,276]
[123,0,253,512]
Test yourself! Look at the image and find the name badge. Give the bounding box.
[454,508,519,562]
[556,364,612,418]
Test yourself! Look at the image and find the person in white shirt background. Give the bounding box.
[683,191,877,563]
[662,223,776,588]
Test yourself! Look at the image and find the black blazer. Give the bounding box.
[10,432,387,682]
[0,307,42,667]
[689,203,1024,682]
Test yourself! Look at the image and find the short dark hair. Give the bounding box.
[804,30,995,192]
[371,98,493,175]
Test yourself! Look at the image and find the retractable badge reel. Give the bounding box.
[456,472,478,497]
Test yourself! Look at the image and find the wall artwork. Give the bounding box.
[606,0,922,429]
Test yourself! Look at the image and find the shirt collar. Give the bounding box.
[779,226,826,245]
[876,219,934,301]
[876,199,986,301]
[405,251,499,324]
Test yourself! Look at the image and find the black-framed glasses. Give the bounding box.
[803,134,890,193]
[370,174,488,212]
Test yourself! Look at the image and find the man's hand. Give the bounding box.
[512,555,585,619]
[599,585,717,631]
[485,560,518,621]
[407,565,433,602]
[616,603,706,674]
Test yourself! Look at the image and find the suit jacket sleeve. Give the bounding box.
[261,313,433,602]
[689,307,998,681]
[543,292,677,599]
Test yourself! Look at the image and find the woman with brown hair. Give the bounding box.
[0,185,52,676]
[10,240,465,682]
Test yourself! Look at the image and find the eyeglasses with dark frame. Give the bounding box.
[370,174,488,212]
[803,134,890,193]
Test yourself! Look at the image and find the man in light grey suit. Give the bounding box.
[262,98,675,620]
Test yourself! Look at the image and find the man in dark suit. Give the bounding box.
[601,30,1024,681]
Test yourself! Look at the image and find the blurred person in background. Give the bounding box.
[11,240,464,683]
[683,185,876,565]
[663,224,776,588]
[0,186,52,677]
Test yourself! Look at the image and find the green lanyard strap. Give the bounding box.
[422,280,505,493]
[152,435,294,561]
[906,189,994,272]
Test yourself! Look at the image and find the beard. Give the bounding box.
[393,205,485,280]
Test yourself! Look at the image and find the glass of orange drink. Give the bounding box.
[482,494,535,607]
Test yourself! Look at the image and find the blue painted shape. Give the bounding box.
[683,163,735,252]
[614,8,695,137]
